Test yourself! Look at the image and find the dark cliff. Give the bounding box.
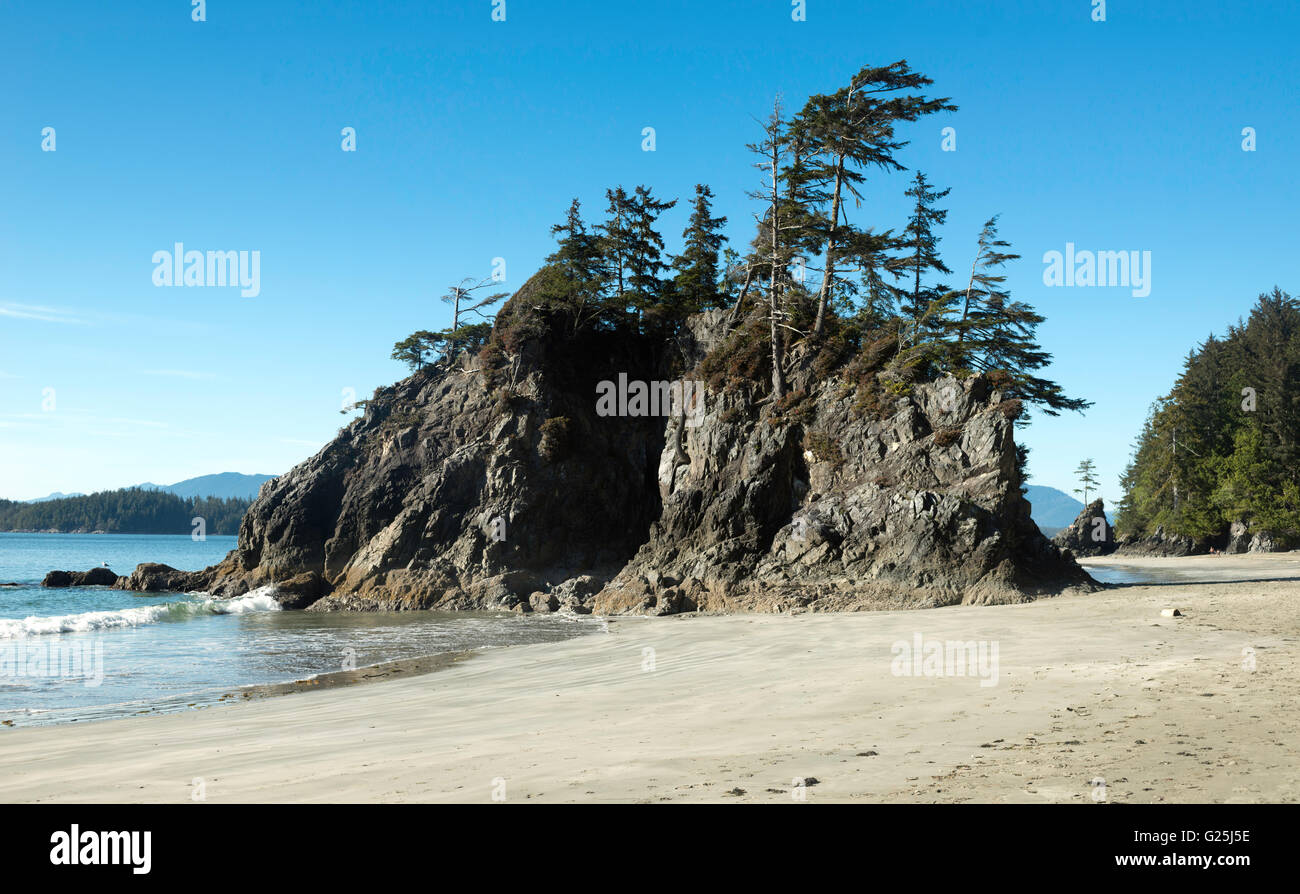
[125,303,1094,613]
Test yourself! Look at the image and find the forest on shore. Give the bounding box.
[0,489,250,535]
[1117,288,1300,547]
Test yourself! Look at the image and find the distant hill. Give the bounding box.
[1024,485,1114,535]
[27,491,86,503]
[135,473,275,501]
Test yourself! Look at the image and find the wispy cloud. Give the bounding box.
[141,369,218,381]
[0,302,92,325]
[0,412,167,428]
[0,370,21,379]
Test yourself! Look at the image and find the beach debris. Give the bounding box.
[1160,608,1183,617]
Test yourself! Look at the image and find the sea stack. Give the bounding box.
[1052,499,1116,557]
[141,295,1095,614]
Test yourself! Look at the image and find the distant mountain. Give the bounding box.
[136,473,276,501]
[1024,485,1113,534]
[26,491,86,503]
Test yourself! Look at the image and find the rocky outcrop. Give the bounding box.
[592,315,1091,613]
[1224,521,1294,554]
[111,563,208,593]
[41,567,120,587]
[1051,499,1115,557]
[1115,526,1201,557]
[194,318,668,613]
[111,302,1094,613]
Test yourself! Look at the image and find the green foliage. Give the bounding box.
[935,216,1090,415]
[381,59,1087,442]
[0,490,250,535]
[1116,289,1300,541]
[671,183,729,315]
[391,330,442,371]
[1073,458,1100,503]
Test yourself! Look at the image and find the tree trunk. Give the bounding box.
[769,272,785,399]
[725,264,754,331]
[813,153,845,338]
[769,137,786,399]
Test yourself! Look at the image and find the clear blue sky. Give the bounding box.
[2,0,1296,502]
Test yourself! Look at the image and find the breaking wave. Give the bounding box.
[0,587,281,639]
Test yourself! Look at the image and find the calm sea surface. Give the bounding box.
[0,533,602,727]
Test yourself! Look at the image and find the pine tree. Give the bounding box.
[794,61,956,337]
[672,184,728,315]
[892,171,952,324]
[545,198,609,332]
[440,277,508,356]
[598,187,634,301]
[945,216,1090,415]
[746,96,795,399]
[1073,458,1099,504]
[623,185,677,318]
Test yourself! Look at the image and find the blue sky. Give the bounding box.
[1,0,1297,502]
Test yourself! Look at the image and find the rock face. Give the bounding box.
[1051,499,1116,557]
[41,567,119,587]
[117,305,1093,613]
[592,315,1091,613]
[1115,525,1200,557]
[197,321,668,612]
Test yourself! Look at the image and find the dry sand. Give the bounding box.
[1,552,1297,803]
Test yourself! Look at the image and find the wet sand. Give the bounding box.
[0,552,1296,803]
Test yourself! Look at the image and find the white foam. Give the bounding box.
[0,585,281,639]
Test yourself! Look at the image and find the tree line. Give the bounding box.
[0,489,250,535]
[394,59,1086,420]
[1117,288,1300,543]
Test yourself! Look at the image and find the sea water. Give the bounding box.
[0,533,601,727]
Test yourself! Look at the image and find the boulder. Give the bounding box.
[270,571,329,609]
[528,591,558,613]
[41,567,121,587]
[112,563,205,593]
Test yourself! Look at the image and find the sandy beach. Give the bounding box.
[1,552,1297,804]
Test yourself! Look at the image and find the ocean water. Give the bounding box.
[0,533,602,727]
[1081,565,1169,585]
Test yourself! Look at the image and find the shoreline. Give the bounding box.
[1,552,1296,803]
